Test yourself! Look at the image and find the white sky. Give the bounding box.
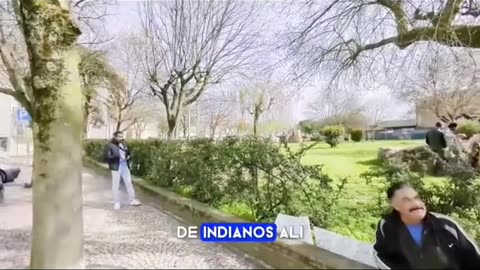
[100,0,412,123]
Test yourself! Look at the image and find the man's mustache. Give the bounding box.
[409,206,424,212]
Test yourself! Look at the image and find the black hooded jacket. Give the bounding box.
[373,211,480,269]
[105,139,131,171]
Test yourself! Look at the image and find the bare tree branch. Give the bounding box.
[0,0,116,119]
[286,0,480,85]
[238,78,286,137]
[139,0,263,139]
[70,0,116,46]
[307,87,364,120]
[0,86,13,95]
[196,91,234,138]
[400,51,480,122]
[100,34,148,132]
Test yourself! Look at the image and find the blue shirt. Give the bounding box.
[119,143,128,165]
[406,224,424,246]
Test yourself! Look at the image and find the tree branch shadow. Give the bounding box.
[356,158,381,167]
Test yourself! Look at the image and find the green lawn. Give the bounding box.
[299,140,423,176]
[294,140,424,201]
[291,140,427,241]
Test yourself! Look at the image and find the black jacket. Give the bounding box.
[426,129,447,151]
[105,140,131,171]
[373,211,480,269]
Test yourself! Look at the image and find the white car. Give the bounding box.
[0,163,21,184]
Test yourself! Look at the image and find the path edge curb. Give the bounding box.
[83,157,374,270]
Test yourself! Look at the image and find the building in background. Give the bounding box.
[415,91,480,128]
[0,93,33,156]
[0,94,15,154]
[368,119,425,140]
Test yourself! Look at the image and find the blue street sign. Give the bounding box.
[16,108,31,123]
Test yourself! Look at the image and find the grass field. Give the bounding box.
[291,140,427,241]
[222,139,430,242]
[299,140,423,176]
[294,140,424,199]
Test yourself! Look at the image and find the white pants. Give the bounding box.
[111,163,135,203]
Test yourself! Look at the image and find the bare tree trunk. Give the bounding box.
[253,111,260,137]
[82,108,89,139]
[167,118,176,140]
[182,123,187,138]
[210,126,216,139]
[20,1,84,268]
[115,111,123,132]
[82,93,93,138]
[135,127,141,139]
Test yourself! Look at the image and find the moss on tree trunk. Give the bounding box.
[19,0,84,268]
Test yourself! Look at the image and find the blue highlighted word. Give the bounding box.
[200,223,277,243]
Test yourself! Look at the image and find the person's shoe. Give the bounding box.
[114,202,121,210]
[130,199,141,206]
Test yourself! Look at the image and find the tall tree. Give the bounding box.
[102,76,143,132]
[0,0,115,190]
[239,82,278,137]
[287,0,480,81]
[198,91,233,139]
[128,98,161,138]
[78,46,118,135]
[139,0,261,139]
[177,105,193,138]
[401,52,480,122]
[307,88,364,121]
[99,35,145,133]
[364,98,388,126]
[18,0,84,268]
[0,0,115,111]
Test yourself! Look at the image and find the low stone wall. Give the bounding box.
[83,157,375,270]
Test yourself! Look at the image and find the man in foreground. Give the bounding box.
[105,131,141,210]
[426,122,447,158]
[373,182,480,269]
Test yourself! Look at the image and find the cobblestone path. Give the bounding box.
[0,158,261,269]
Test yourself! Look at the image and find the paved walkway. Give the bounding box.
[0,158,261,269]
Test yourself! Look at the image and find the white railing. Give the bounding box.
[274,213,376,268]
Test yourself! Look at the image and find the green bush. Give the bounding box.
[83,137,347,226]
[350,129,363,142]
[321,125,345,147]
[457,121,480,139]
[361,160,480,241]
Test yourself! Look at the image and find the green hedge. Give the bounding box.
[83,138,346,226]
[350,129,363,142]
[457,121,480,139]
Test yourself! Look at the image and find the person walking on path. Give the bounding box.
[373,182,480,269]
[426,122,447,159]
[105,131,141,210]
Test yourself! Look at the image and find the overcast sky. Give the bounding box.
[100,1,412,123]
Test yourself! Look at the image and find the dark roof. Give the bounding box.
[375,119,417,129]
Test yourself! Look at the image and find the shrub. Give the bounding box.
[310,131,323,142]
[83,139,108,162]
[321,125,345,147]
[350,129,363,142]
[361,160,480,241]
[83,137,347,226]
[457,121,480,139]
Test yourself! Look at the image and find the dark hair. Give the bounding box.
[435,122,442,128]
[386,182,410,200]
[113,131,123,137]
[448,122,458,129]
